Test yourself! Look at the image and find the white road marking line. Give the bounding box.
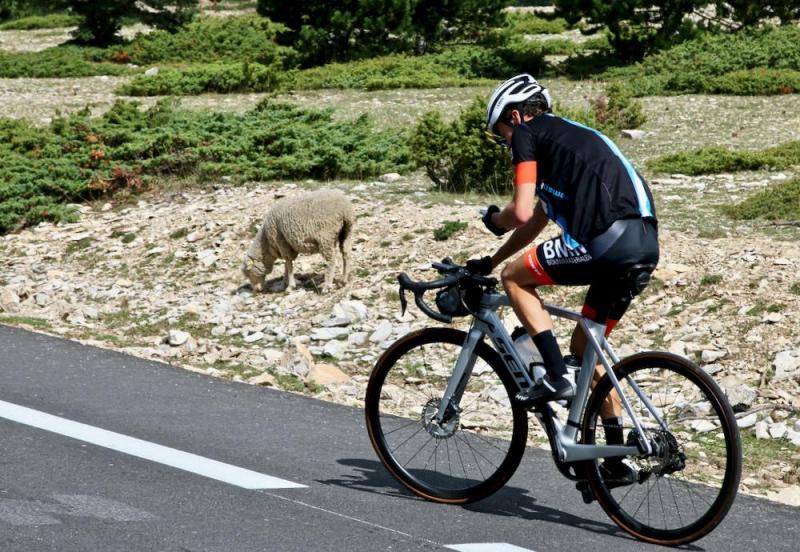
[0,399,306,490]
[445,544,537,552]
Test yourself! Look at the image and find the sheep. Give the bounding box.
[242,189,354,293]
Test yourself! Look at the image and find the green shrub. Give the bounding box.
[0,46,131,78]
[118,62,280,95]
[706,68,800,95]
[503,10,568,35]
[648,141,800,175]
[433,220,468,241]
[287,51,493,91]
[700,274,722,286]
[411,97,512,193]
[115,14,293,66]
[723,178,800,221]
[605,26,800,96]
[0,100,412,233]
[411,85,645,193]
[0,13,81,30]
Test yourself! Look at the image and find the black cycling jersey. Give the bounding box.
[511,113,657,248]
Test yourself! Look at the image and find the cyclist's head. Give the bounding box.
[485,74,552,146]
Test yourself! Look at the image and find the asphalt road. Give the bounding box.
[0,324,797,552]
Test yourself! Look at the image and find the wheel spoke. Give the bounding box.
[366,329,526,502]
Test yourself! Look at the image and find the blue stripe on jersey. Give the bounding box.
[539,188,581,249]
[549,114,654,218]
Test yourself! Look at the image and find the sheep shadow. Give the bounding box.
[238,273,329,295]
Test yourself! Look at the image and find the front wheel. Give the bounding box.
[365,327,528,504]
[582,352,742,546]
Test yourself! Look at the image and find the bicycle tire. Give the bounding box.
[365,327,528,504]
[581,352,742,545]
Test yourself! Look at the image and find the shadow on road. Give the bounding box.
[318,458,702,549]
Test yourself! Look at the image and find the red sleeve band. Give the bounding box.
[515,161,537,187]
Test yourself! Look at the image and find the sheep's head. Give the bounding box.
[241,253,273,292]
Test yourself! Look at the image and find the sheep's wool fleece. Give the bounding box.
[259,189,353,255]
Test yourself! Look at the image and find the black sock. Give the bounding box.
[532,330,566,378]
[603,417,624,445]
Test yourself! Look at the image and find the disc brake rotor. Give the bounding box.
[421,398,460,439]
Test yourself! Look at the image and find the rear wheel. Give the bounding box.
[365,327,528,504]
[582,352,741,545]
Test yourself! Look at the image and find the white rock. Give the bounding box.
[262,349,283,364]
[378,173,402,183]
[773,350,800,381]
[196,249,217,267]
[768,486,800,507]
[723,383,757,411]
[244,331,264,343]
[643,322,660,333]
[621,129,646,139]
[769,422,788,439]
[348,332,369,346]
[322,340,344,358]
[701,349,726,363]
[795,420,800,432]
[702,363,723,375]
[691,419,717,433]
[310,327,349,341]
[370,320,393,343]
[249,372,276,386]
[144,67,159,76]
[785,429,800,447]
[0,288,21,311]
[167,330,190,346]
[34,293,50,307]
[306,363,350,385]
[668,341,686,356]
[211,325,227,337]
[755,420,770,439]
[763,312,783,324]
[278,340,314,378]
[737,413,758,429]
[331,300,368,324]
[186,231,203,243]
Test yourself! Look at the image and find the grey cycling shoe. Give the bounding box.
[515,374,575,406]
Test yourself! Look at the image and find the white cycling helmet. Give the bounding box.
[485,74,552,143]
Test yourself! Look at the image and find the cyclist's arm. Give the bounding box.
[490,200,548,268]
[493,161,537,230]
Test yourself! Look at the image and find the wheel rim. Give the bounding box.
[368,330,525,500]
[585,356,740,543]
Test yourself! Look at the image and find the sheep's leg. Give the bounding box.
[340,231,352,284]
[320,244,336,292]
[283,258,296,291]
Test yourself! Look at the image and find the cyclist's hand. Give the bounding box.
[482,205,507,236]
[466,256,493,276]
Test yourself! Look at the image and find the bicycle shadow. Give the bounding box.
[317,458,703,549]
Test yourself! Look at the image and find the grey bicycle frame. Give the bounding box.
[434,289,667,463]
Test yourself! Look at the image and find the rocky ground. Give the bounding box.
[1,173,799,505]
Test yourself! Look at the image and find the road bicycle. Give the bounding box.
[365,258,742,546]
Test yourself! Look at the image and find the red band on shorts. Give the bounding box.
[515,161,537,186]
[523,248,555,285]
[604,319,619,336]
[581,304,598,321]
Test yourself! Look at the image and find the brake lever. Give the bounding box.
[399,286,408,317]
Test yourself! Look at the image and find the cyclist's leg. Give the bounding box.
[502,237,595,403]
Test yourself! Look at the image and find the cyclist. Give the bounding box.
[467,74,659,482]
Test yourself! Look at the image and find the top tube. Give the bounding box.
[482,291,582,323]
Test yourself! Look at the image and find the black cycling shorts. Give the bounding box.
[523,218,659,332]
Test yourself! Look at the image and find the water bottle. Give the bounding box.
[512,330,546,384]
[564,354,581,387]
